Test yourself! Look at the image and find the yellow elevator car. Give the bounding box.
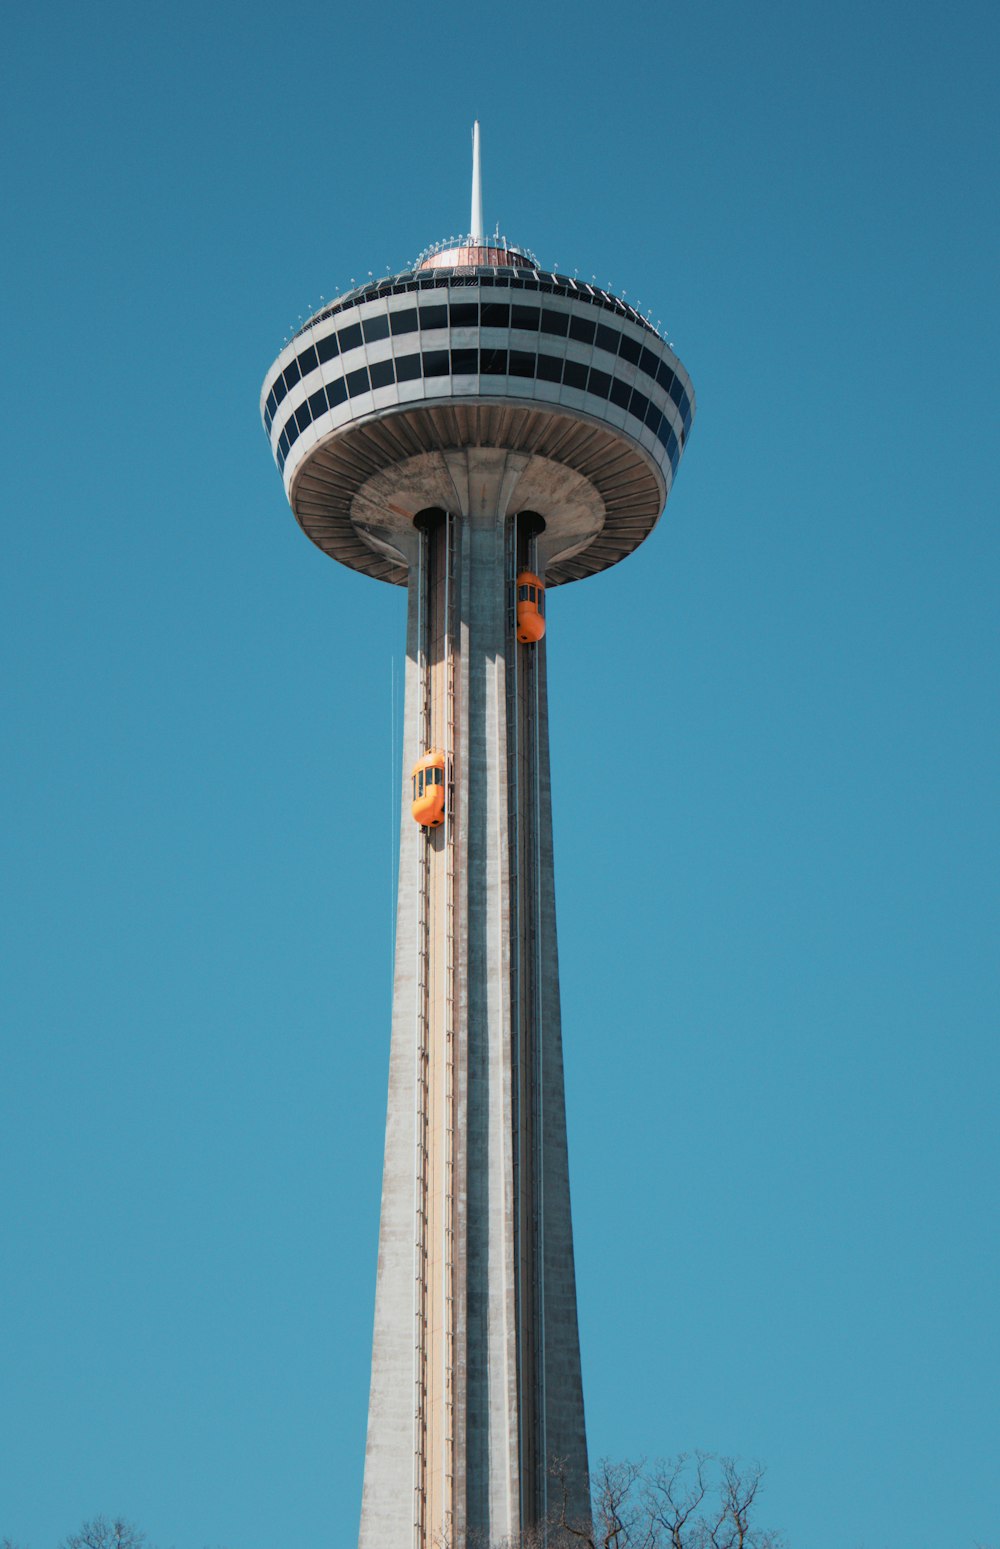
[516,572,545,643]
[411,750,446,827]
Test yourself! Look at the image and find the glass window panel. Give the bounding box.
[391,308,418,335]
[346,365,370,397]
[594,323,620,356]
[536,354,562,383]
[278,427,290,456]
[629,389,649,421]
[272,375,289,409]
[480,347,508,374]
[480,301,511,327]
[317,331,339,363]
[368,357,395,389]
[508,350,535,377]
[540,308,569,337]
[587,367,612,399]
[511,304,541,331]
[297,344,318,377]
[562,359,588,390]
[669,375,684,406]
[568,314,596,345]
[618,334,641,365]
[338,322,363,353]
[362,314,389,342]
[327,375,348,406]
[518,586,528,600]
[645,400,663,432]
[394,352,422,382]
[266,387,278,418]
[419,303,448,329]
[282,358,301,391]
[609,377,632,410]
[422,350,449,377]
[656,360,676,394]
[308,387,328,419]
[450,302,478,327]
[451,348,478,375]
[639,347,658,380]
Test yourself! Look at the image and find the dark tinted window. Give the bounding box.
[568,314,596,345]
[610,377,632,410]
[645,400,663,432]
[656,360,676,394]
[419,304,448,329]
[508,350,535,377]
[682,400,693,432]
[308,387,328,419]
[669,376,684,406]
[362,313,389,342]
[338,322,363,352]
[390,308,418,335]
[317,331,339,363]
[480,301,511,327]
[618,334,641,366]
[395,353,421,382]
[450,302,478,327]
[536,354,562,383]
[587,367,612,399]
[282,358,301,391]
[563,359,588,390]
[272,376,289,409]
[511,305,540,331]
[278,427,290,457]
[327,376,348,407]
[451,348,478,375]
[595,323,620,356]
[629,389,649,421]
[264,408,273,434]
[639,347,659,380]
[540,308,569,336]
[480,348,508,374]
[266,387,278,418]
[346,366,370,397]
[422,350,449,376]
[518,585,528,600]
[369,357,395,389]
[297,344,319,377]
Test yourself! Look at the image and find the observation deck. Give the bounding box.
[260,253,695,587]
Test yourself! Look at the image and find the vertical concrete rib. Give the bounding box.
[359,455,589,1549]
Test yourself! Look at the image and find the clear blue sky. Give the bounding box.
[2,1,997,1545]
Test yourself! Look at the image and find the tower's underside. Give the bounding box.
[261,255,695,1549]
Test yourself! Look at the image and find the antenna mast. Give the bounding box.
[470,120,484,244]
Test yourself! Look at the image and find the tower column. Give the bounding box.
[359,453,589,1549]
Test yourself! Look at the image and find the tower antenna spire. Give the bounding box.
[470,119,484,244]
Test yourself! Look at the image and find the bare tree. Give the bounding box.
[545,1454,783,1549]
[59,1520,149,1549]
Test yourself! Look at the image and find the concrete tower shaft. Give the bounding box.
[358,456,589,1549]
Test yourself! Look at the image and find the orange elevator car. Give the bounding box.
[516,572,545,643]
[411,750,446,827]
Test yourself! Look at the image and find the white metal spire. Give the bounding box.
[470,120,484,244]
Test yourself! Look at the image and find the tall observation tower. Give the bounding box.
[260,124,695,1549]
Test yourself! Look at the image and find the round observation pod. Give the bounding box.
[411,750,446,827]
[516,572,546,643]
